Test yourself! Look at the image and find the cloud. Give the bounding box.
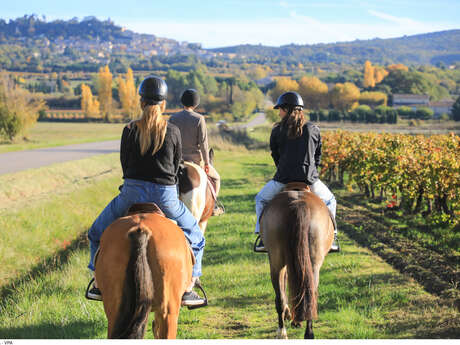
[368,10,419,26]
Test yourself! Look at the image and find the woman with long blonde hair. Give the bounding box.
[86,76,206,307]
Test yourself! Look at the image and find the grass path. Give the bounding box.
[0,149,458,339]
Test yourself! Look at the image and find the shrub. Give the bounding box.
[0,73,45,140]
[0,105,21,140]
[265,108,279,123]
[415,107,434,120]
[439,113,450,121]
[397,106,415,118]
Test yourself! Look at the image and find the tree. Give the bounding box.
[96,65,113,121]
[359,91,387,107]
[81,83,100,118]
[298,76,328,110]
[374,66,389,84]
[329,82,360,112]
[118,68,139,120]
[452,95,460,121]
[269,77,299,104]
[363,60,375,88]
[387,64,409,72]
[0,72,44,140]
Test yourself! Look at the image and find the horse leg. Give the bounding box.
[271,265,288,339]
[280,266,291,321]
[303,262,322,339]
[304,320,314,339]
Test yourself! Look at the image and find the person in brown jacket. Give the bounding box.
[169,89,223,215]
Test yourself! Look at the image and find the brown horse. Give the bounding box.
[95,204,194,339]
[259,183,334,339]
[178,149,219,233]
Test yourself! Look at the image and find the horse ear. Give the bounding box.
[209,148,214,164]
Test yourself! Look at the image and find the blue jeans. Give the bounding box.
[88,178,205,277]
[254,179,337,234]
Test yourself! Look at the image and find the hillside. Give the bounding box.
[0,15,458,72]
[208,30,460,66]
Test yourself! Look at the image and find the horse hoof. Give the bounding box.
[291,321,301,328]
[277,327,288,339]
[304,332,314,339]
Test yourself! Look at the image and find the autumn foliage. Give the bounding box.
[117,68,139,120]
[321,131,460,223]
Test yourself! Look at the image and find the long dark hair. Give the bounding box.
[281,105,306,139]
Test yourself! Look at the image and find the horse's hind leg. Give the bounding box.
[153,310,179,339]
[271,265,289,339]
[304,320,314,339]
[280,267,290,321]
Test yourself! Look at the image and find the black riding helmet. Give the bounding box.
[181,88,200,107]
[273,91,304,109]
[138,75,168,104]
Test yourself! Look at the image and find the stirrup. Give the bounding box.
[187,279,208,310]
[329,235,341,253]
[85,277,102,301]
[212,201,225,216]
[253,235,267,253]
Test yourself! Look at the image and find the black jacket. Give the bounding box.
[120,122,182,185]
[270,121,322,185]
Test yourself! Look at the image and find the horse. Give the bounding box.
[259,183,334,339]
[94,203,195,339]
[178,148,220,233]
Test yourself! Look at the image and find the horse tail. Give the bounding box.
[111,226,154,339]
[286,195,317,322]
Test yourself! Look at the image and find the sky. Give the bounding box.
[2,0,459,48]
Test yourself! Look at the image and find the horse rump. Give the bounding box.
[111,226,154,339]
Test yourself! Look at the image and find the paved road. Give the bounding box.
[0,140,120,175]
[0,114,267,176]
[237,112,267,129]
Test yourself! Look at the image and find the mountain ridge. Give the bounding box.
[0,15,459,68]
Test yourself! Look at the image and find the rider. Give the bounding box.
[86,76,207,307]
[169,88,223,215]
[254,91,340,253]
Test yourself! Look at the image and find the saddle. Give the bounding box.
[283,182,311,193]
[125,202,165,217]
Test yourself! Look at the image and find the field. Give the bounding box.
[0,123,458,339]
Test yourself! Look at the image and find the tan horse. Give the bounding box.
[95,204,194,339]
[260,183,334,339]
[178,149,219,233]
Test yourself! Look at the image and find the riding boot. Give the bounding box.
[327,209,340,253]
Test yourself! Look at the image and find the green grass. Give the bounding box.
[0,148,458,339]
[0,122,125,153]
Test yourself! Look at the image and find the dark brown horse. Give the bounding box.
[178,149,219,233]
[259,183,334,339]
[95,204,194,339]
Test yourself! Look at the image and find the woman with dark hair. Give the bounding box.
[86,76,207,307]
[254,91,340,253]
[169,88,223,215]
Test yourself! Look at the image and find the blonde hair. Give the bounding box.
[135,101,167,155]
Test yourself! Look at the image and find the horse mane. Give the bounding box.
[111,225,154,338]
[285,193,318,322]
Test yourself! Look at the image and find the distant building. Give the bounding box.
[392,94,430,109]
[429,100,455,116]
